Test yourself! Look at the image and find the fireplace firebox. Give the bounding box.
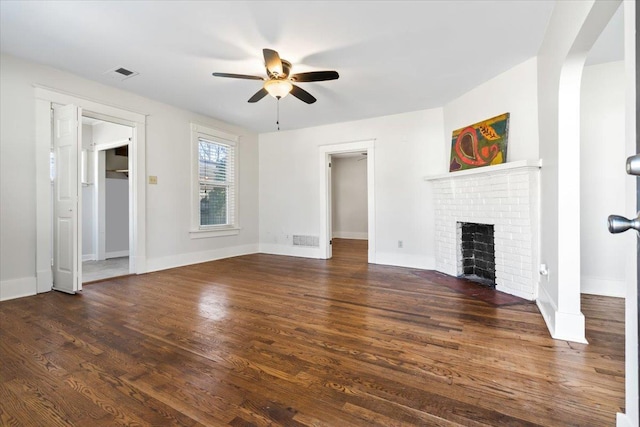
[458,222,496,287]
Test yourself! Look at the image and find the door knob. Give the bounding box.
[626,153,640,176]
[608,213,640,234]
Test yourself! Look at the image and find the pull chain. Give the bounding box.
[276,96,281,131]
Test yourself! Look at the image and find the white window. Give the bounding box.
[190,124,239,238]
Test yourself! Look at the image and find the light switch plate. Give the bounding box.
[148,175,158,185]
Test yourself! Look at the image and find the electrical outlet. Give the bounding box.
[148,175,158,185]
[539,264,549,280]
[398,240,403,248]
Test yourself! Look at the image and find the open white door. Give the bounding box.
[52,104,82,294]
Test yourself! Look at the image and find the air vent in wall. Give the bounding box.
[292,235,319,247]
[104,66,139,81]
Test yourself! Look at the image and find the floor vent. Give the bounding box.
[292,235,319,247]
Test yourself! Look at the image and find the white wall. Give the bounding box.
[443,57,540,163]
[93,121,132,146]
[105,178,129,257]
[331,156,368,240]
[0,53,259,300]
[580,61,627,297]
[259,108,445,269]
[536,0,621,343]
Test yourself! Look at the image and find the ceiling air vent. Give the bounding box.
[104,66,139,81]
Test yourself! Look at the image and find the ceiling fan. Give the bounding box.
[212,48,339,104]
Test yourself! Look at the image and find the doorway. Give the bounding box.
[81,116,133,283]
[35,88,147,295]
[330,152,369,262]
[319,140,375,263]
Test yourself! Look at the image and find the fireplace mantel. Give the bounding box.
[423,159,542,181]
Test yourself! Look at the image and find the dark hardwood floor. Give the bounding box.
[0,239,624,426]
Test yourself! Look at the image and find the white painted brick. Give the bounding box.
[496,272,514,282]
[508,174,528,183]
[432,167,539,300]
[518,197,531,205]
[509,181,529,190]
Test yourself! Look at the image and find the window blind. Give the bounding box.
[198,137,235,227]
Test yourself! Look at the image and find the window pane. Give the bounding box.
[200,185,227,226]
[193,128,236,230]
[199,140,228,183]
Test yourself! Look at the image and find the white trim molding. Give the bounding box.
[332,231,368,240]
[146,244,258,273]
[1,277,37,301]
[106,250,129,259]
[581,276,626,298]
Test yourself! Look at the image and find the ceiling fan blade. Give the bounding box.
[263,48,283,76]
[291,71,339,82]
[290,85,317,104]
[212,72,264,80]
[248,88,268,103]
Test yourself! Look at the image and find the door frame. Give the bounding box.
[319,140,375,263]
[35,86,147,292]
[621,0,638,424]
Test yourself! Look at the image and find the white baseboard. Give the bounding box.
[146,244,259,273]
[616,413,634,427]
[131,254,147,275]
[581,276,626,298]
[536,283,556,336]
[1,276,37,301]
[332,231,368,240]
[82,253,96,262]
[106,250,129,259]
[374,252,435,270]
[36,268,52,293]
[537,283,587,343]
[496,285,535,301]
[258,243,322,259]
[553,310,587,343]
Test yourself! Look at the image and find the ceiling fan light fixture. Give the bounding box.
[264,79,293,99]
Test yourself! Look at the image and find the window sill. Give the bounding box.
[189,227,240,239]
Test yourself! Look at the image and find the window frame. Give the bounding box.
[190,123,240,239]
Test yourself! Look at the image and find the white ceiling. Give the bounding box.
[0,1,623,133]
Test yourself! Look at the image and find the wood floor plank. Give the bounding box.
[0,239,625,426]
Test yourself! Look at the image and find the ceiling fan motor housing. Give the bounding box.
[269,59,292,79]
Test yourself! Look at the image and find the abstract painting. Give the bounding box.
[449,113,510,172]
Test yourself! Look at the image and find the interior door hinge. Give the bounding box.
[328,162,331,168]
[330,239,333,245]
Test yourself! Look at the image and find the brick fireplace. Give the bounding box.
[425,160,541,300]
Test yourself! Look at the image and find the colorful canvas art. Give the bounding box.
[449,113,510,172]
